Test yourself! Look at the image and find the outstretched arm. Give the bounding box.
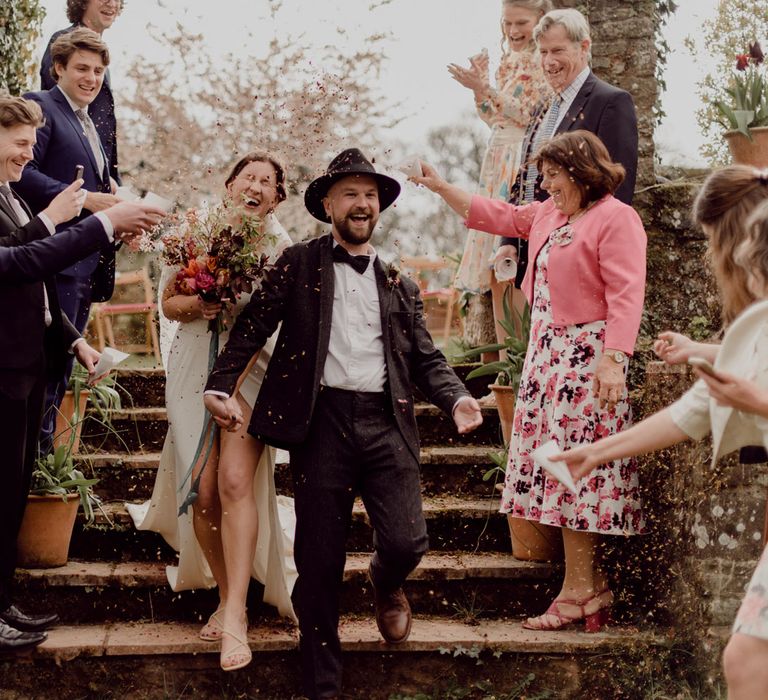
[550,408,689,481]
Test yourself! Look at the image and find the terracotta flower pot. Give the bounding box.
[16,494,79,568]
[507,515,564,562]
[489,383,516,445]
[53,389,89,453]
[724,126,768,168]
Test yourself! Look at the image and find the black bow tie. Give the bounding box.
[332,245,370,274]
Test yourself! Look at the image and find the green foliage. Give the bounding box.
[686,314,714,341]
[31,445,99,524]
[482,446,507,483]
[0,0,46,95]
[459,294,530,391]
[687,0,768,162]
[713,44,768,138]
[653,1,679,125]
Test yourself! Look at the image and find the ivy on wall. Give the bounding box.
[0,0,46,95]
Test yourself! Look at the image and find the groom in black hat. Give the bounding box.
[204,148,482,699]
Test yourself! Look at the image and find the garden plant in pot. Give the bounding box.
[459,296,562,562]
[16,437,99,568]
[53,363,125,453]
[460,293,530,446]
[20,366,124,568]
[715,40,768,167]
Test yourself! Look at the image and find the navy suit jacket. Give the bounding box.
[13,87,116,300]
[501,71,639,272]
[0,193,108,385]
[40,24,120,185]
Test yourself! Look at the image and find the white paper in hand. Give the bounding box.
[90,347,130,382]
[142,191,173,212]
[396,156,423,179]
[493,256,518,282]
[532,440,579,494]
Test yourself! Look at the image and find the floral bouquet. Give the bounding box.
[715,41,768,139]
[160,204,276,331]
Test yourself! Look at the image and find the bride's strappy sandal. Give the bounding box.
[199,607,225,641]
[220,627,252,672]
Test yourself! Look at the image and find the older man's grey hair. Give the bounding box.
[533,8,592,60]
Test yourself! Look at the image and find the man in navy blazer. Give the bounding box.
[498,8,639,286]
[14,27,122,451]
[0,94,164,652]
[40,0,123,184]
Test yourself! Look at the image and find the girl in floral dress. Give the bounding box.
[449,0,552,355]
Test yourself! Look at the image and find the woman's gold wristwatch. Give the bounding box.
[608,350,627,364]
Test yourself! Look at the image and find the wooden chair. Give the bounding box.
[398,255,461,344]
[91,268,161,362]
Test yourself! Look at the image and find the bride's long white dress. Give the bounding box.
[127,214,297,621]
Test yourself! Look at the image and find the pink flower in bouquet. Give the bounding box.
[195,269,216,293]
[736,53,750,71]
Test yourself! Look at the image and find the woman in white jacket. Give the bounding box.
[553,165,768,700]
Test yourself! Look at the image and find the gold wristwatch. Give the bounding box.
[608,350,627,364]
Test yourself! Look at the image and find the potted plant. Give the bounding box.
[53,364,124,453]
[714,41,768,166]
[458,293,530,445]
[21,366,124,568]
[16,437,99,568]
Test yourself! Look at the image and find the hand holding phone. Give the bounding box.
[688,356,723,381]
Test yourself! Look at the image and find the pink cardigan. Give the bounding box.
[466,194,646,354]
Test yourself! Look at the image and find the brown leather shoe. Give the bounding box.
[372,584,412,644]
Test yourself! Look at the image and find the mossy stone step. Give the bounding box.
[0,617,672,699]
[16,553,560,623]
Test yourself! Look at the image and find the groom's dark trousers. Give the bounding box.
[290,386,428,696]
[206,233,470,699]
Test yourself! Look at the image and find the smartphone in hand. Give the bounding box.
[688,356,723,381]
[73,164,84,182]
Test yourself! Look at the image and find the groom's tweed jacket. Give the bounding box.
[206,233,470,459]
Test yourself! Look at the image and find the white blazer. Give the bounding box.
[668,299,768,465]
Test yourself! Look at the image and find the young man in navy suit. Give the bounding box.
[40,0,123,185]
[14,27,122,451]
[0,95,164,652]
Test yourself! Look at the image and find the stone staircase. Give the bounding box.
[2,367,671,699]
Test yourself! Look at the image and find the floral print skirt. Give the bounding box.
[499,237,645,536]
[733,545,768,639]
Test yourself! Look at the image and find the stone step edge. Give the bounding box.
[90,496,503,527]
[19,552,556,588]
[37,617,669,662]
[99,404,500,422]
[74,445,501,470]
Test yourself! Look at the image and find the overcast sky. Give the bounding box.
[37,0,717,167]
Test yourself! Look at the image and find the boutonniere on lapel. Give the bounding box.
[386,261,401,290]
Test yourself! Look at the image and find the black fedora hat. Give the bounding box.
[304,148,401,223]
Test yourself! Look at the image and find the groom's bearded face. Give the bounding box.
[324,175,380,245]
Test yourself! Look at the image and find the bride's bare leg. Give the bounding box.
[218,395,262,664]
[191,427,228,607]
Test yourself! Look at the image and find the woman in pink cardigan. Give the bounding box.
[413,130,647,631]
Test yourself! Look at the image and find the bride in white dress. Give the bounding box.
[127,152,296,671]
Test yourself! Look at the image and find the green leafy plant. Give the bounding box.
[482,447,507,483]
[714,40,768,138]
[30,443,99,524]
[457,294,531,392]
